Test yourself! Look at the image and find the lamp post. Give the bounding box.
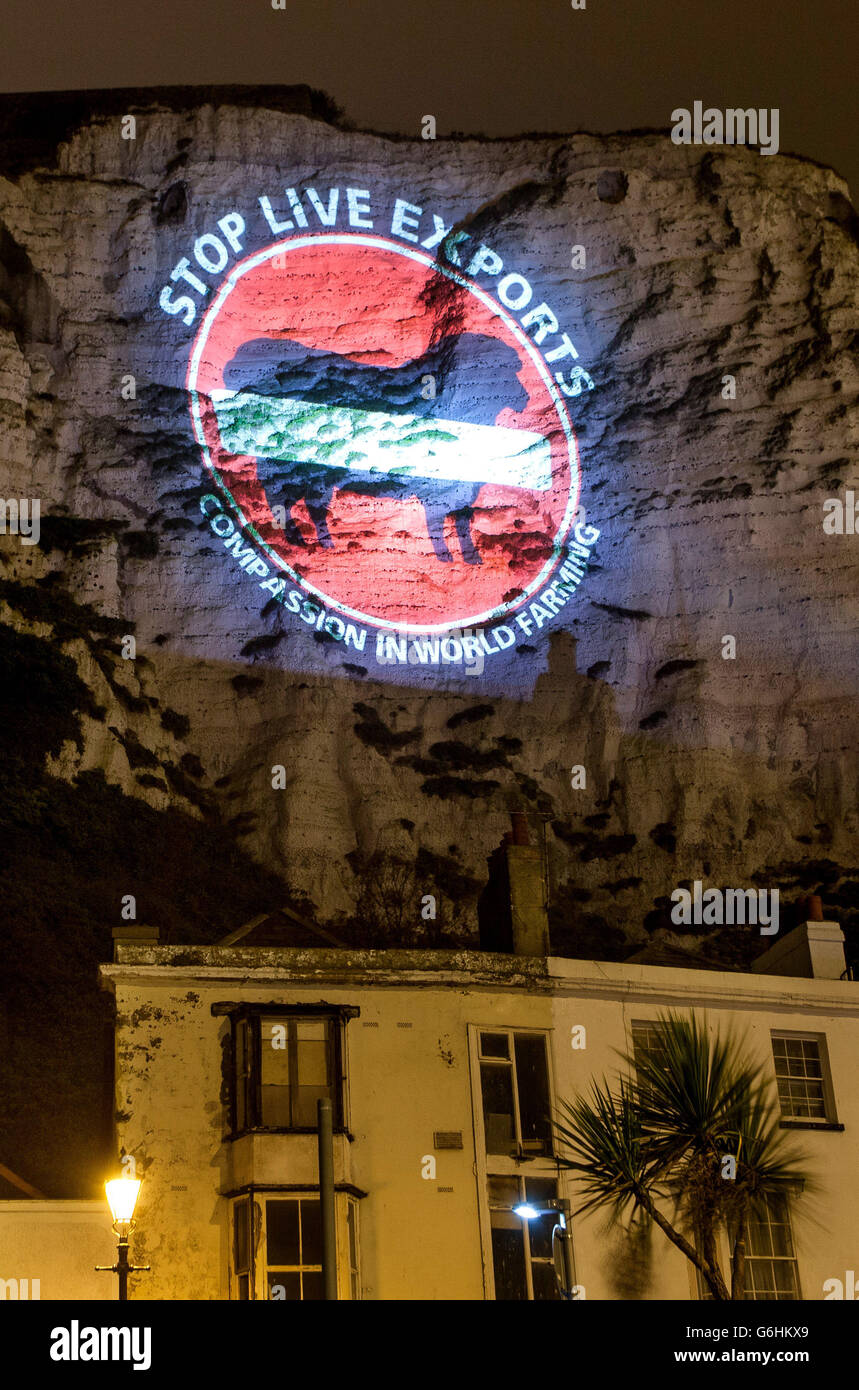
[513,1197,578,1300]
[96,1178,150,1300]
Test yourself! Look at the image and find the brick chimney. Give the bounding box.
[507,814,551,955]
[478,815,551,956]
[752,897,847,980]
[112,924,160,960]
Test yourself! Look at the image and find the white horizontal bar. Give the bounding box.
[209,390,553,491]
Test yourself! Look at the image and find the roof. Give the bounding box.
[0,1162,45,1198]
[98,948,859,1018]
[217,905,347,950]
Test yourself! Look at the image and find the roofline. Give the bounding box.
[98,948,859,1017]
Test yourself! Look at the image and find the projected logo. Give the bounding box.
[188,233,582,639]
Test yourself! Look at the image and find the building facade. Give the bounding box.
[93,918,859,1301]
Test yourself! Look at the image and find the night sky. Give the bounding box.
[0,0,855,198]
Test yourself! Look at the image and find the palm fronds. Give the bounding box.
[552,1009,814,1299]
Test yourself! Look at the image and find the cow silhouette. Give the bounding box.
[217,333,534,565]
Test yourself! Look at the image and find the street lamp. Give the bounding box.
[512,1203,543,1220]
[96,1177,150,1300]
[513,1197,578,1300]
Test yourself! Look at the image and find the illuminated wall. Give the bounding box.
[2,90,856,954]
[158,189,601,684]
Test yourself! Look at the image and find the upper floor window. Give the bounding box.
[771,1033,835,1124]
[630,1019,670,1076]
[223,1005,357,1135]
[478,1029,552,1157]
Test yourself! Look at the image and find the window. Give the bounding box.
[771,1033,834,1122]
[631,1020,670,1075]
[346,1201,360,1301]
[235,1019,250,1132]
[474,1027,569,1301]
[265,1198,323,1300]
[227,1007,352,1134]
[487,1176,563,1300]
[261,1018,330,1128]
[232,1197,252,1301]
[229,1192,361,1300]
[744,1192,801,1300]
[478,1030,552,1157]
[694,1202,802,1302]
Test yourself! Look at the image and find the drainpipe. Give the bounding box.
[317,1098,337,1299]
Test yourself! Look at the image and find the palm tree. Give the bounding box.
[553,1011,811,1299]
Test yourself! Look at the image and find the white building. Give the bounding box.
[93,880,859,1300]
[2,831,856,1301]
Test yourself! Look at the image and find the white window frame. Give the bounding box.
[770,1031,837,1125]
[228,1190,361,1300]
[486,1172,568,1301]
[629,1018,671,1076]
[262,1193,323,1300]
[474,1025,556,1162]
[743,1191,802,1301]
[467,1023,567,1300]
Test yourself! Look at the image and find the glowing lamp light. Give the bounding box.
[105,1178,142,1231]
[513,1203,543,1221]
[96,1176,150,1299]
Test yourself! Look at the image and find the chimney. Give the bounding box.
[752,898,847,980]
[797,894,824,922]
[505,814,550,956]
[112,924,160,960]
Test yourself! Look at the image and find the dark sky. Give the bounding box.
[0,0,855,197]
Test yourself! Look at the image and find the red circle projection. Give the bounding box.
[188,234,580,633]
